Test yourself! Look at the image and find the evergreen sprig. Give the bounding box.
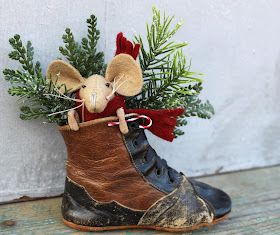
[3,14,105,125]
[127,7,214,136]
[3,10,213,138]
[59,14,106,77]
[3,35,75,125]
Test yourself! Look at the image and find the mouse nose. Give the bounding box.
[91,92,97,110]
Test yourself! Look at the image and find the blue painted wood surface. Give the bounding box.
[1,166,280,234]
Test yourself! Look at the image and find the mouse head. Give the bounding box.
[46,54,143,113]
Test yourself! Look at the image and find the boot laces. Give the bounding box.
[129,122,181,185]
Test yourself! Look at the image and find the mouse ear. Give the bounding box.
[105,54,143,96]
[46,60,85,93]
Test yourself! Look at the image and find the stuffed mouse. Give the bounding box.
[47,33,184,141]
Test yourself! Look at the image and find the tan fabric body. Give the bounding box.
[59,120,165,211]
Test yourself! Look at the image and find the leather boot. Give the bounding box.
[59,117,231,232]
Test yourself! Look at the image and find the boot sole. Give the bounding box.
[63,213,229,233]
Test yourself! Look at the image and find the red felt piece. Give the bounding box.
[115,32,140,60]
[115,32,123,55]
[126,40,133,56]
[120,37,127,53]
[126,107,185,142]
[132,44,140,60]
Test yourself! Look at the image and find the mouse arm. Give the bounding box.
[116,107,128,134]
[68,110,80,131]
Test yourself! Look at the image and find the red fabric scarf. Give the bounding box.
[76,93,184,142]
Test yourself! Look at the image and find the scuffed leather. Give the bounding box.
[138,176,214,228]
[62,177,144,226]
[190,179,232,219]
[60,122,165,211]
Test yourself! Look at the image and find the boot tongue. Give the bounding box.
[127,120,140,130]
[126,117,147,130]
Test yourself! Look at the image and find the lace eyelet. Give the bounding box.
[142,155,148,163]
[133,140,138,147]
[169,178,175,184]
[155,168,161,177]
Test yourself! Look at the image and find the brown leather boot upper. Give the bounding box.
[59,120,165,211]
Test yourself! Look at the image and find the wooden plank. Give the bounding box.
[0,166,280,235]
[194,166,280,235]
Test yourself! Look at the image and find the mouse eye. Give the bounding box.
[82,85,86,88]
[105,83,110,88]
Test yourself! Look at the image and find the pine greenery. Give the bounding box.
[3,15,105,125]
[3,34,74,125]
[59,14,106,77]
[3,9,214,137]
[126,7,214,136]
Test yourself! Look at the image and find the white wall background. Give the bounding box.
[1,0,280,203]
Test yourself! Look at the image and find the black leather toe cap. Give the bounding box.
[190,179,232,219]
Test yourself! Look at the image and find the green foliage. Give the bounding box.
[59,14,106,77]
[127,7,214,136]
[3,35,74,125]
[3,14,104,125]
[3,10,213,138]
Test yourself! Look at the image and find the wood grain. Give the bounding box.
[0,166,279,235]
